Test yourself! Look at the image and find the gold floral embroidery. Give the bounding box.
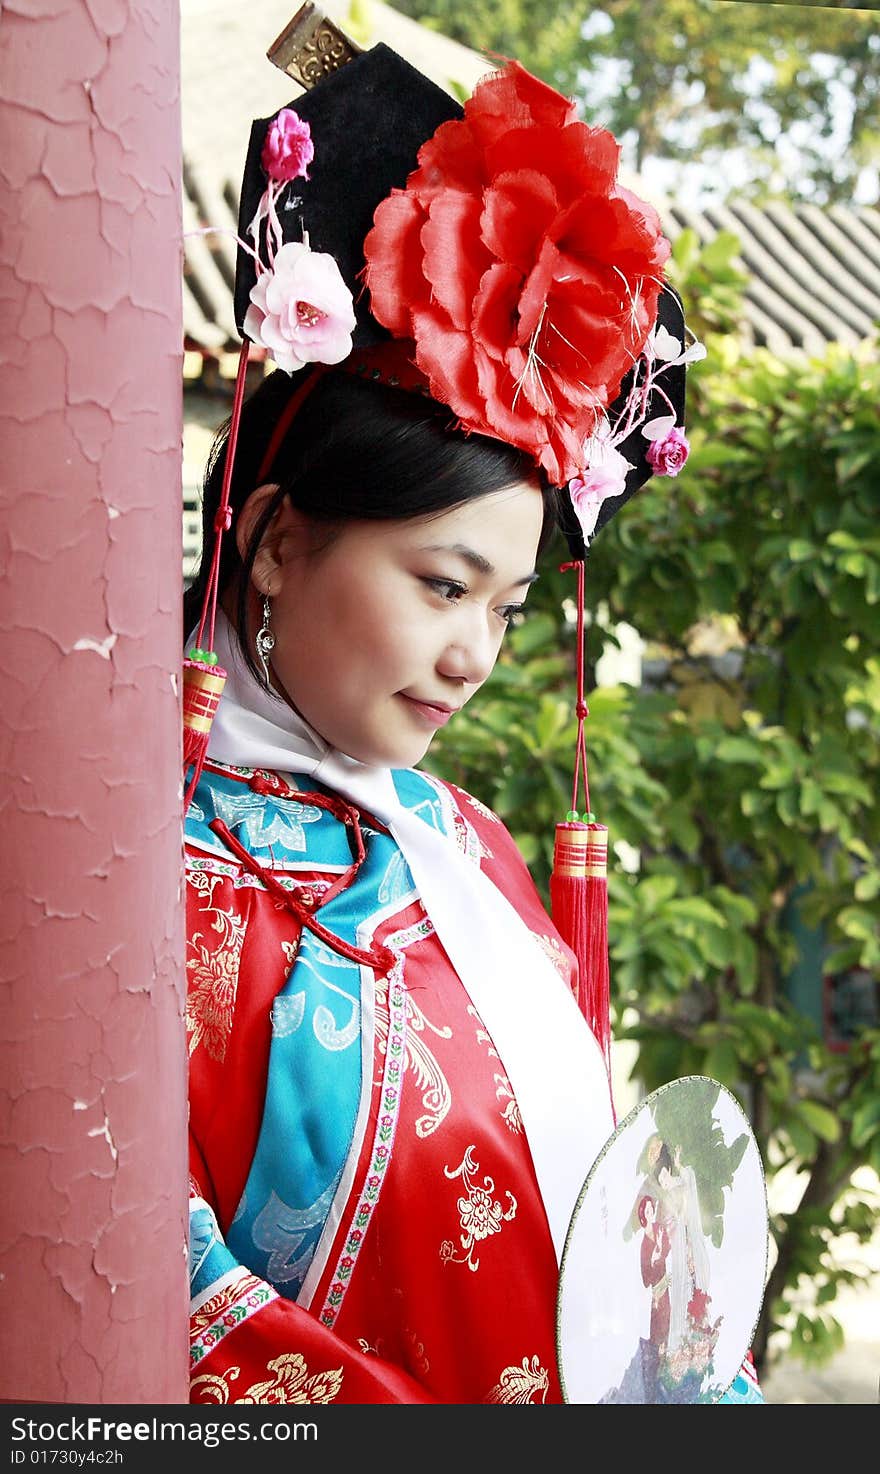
[187,868,227,909]
[191,1354,343,1404]
[238,1353,344,1404]
[186,875,246,1062]
[403,1327,430,1377]
[440,1145,517,1272]
[486,1355,550,1404]
[357,1329,430,1375]
[190,1369,240,1402]
[375,961,453,1138]
[187,870,247,953]
[467,1005,522,1134]
[186,940,241,1062]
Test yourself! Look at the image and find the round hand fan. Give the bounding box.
[557,1075,768,1403]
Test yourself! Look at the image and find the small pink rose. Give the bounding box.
[569,437,632,540]
[646,425,690,477]
[243,241,356,373]
[261,109,314,182]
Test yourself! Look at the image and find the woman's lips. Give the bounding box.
[398,695,458,728]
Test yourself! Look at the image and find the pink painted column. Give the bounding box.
[0,2,189,1402]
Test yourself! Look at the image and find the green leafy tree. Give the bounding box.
[427,231,880,1375]
[392,0,880,203]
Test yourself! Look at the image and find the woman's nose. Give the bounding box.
[436,615,500,687]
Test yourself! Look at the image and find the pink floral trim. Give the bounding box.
[566,319,705,544]
[318,966,407,1330]
[190,1272,278,1366]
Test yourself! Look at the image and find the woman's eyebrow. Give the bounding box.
[423,542,539,586]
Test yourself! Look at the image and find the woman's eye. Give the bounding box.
[421,578,527,625]
[423,577,467,601]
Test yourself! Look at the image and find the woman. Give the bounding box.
[185,366,615,1405]
[655,1143,713,1356]
[182,28,761,1405]
[639,1195,672,1355]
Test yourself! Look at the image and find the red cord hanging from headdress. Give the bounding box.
[181,340,251,813]
[550,558,614,1118]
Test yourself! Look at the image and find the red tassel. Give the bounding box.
[553,558,615,1116]
[182,657,227,811]
[180,339,250,814]
[550,820,609,1034]
[551,819,612,1084]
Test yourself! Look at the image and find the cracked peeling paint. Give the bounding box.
[1,0,189,1405]
[71,633,118,659]
[87,1116,118,1162]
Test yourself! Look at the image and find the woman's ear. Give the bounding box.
[236,485,306,596]
[235,482,280,564]
[237,486,315,595]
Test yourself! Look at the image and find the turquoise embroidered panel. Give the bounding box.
[187,763,451,1300]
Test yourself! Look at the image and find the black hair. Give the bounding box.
[655,1143,674,1176]
[184,365,564,687]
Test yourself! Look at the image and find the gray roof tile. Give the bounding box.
[182,2,880,357]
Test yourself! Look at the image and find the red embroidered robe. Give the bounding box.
[186,762,579,1405]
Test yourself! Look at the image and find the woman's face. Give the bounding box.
[245,481,545,767]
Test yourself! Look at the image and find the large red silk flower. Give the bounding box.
[363,62,671,485]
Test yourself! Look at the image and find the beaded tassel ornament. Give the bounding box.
[550,558,615,1118]
[182,340,251,814]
